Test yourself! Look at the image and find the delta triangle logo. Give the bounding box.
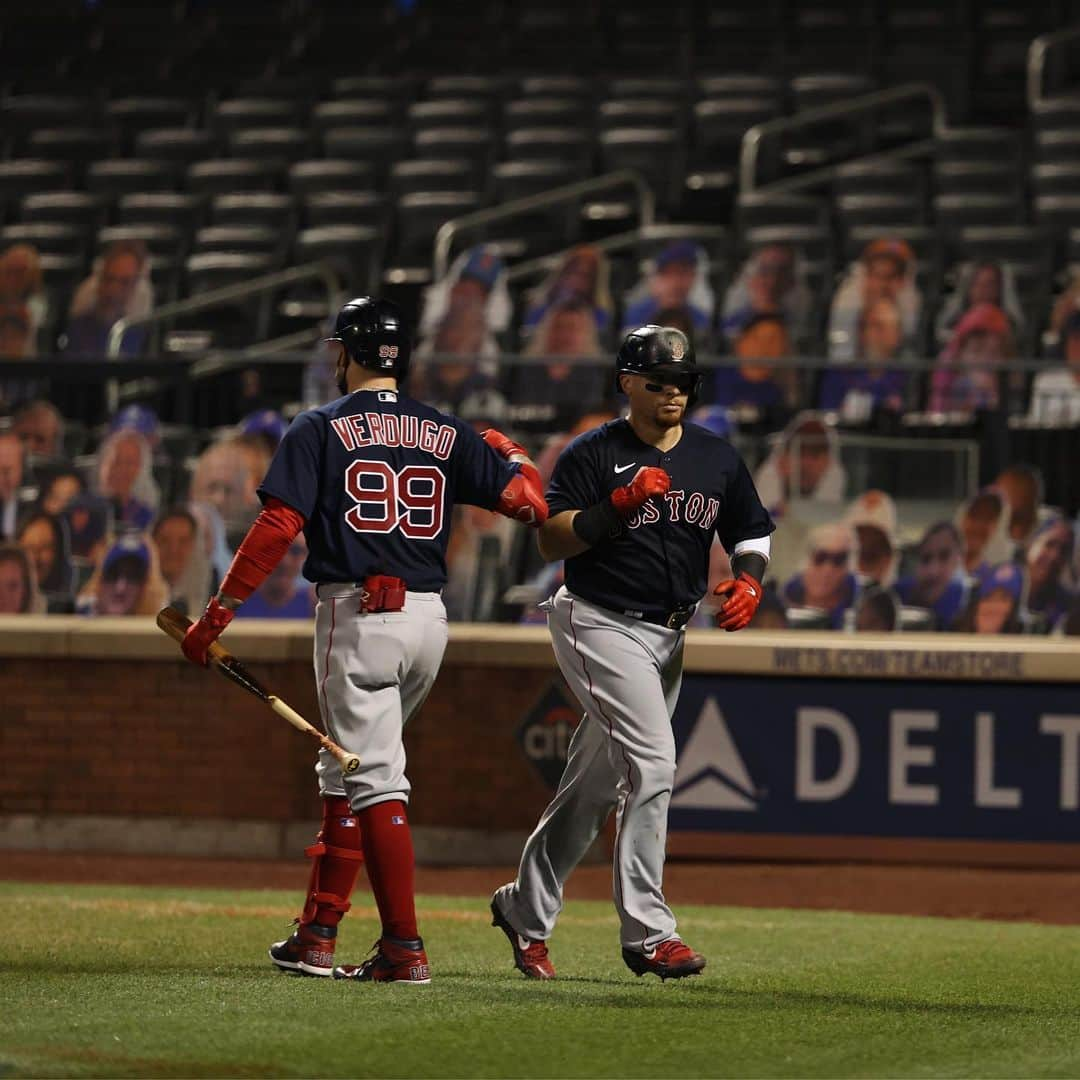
[672,697,760,811]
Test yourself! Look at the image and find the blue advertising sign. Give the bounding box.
[670,676,1080,843]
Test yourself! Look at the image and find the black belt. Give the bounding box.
[625,605,696,630]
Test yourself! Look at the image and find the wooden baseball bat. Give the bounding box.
[156,605,361,776]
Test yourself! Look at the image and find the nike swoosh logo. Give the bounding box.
[614,463,637,474]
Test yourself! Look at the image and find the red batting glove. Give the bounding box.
[481,428,530,463]
[713,573,763,631]
[182,596,234,667]
[610,466,670,517]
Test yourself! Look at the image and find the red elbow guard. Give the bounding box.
[495,462,549,527]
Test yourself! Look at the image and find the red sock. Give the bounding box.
[301,796,364,928]
[357,800,418,941]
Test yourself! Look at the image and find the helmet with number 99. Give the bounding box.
[324,296,411,383]
[615,324,700,406]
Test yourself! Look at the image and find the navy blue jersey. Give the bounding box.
[258,388,516,589]
[547,419,774,613]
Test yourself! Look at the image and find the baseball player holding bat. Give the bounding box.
[491,325,774,980]
[181,297,547,984]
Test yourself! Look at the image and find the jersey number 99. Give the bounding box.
[344,460,445,540]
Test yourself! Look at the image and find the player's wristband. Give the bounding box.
[731,552,767,585]
[572,499,626,548]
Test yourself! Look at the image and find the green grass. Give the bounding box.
[1,882,1079,1078]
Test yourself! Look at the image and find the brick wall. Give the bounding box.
[0,656,558,829]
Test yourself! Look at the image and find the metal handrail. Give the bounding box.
[105,261,343,359]
[505,223,730,284]
[1028,24,1080,108]
[739,82,948,194]
[432,170,655,280]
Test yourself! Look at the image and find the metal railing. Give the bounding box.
[739,82,948,195]
[432,170,655,281]
[504,223,730,284]
[1028,24,1080,108]
[106,261,343,360]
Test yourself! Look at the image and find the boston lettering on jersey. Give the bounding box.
[258,388,515,591]
[547,418,774,614]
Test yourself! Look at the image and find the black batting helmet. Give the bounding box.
[615,325,700,406]
[324,296,411,383]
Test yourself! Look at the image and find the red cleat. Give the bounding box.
[622,939,706,980]
[269,922,337,977]
[332,936,431,984]
[490,896,555,980]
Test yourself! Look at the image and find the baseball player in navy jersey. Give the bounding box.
[491,325,774,980]
[181,297,547,984]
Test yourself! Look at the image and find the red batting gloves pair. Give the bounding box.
[182,596,235,666]
[610,466,670,517]
[713,573,762,631]
[481,428,530,463]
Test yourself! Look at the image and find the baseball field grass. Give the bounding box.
[2,881,1079,1079]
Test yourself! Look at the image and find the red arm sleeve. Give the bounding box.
[219,497,306,602]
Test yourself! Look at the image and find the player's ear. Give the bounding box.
[618,373,630,395]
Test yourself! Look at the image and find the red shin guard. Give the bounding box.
[357,800,418,941]
[300,796,364,928]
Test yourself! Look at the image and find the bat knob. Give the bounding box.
[343,755,361,775]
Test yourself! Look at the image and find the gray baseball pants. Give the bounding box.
[497,585,685,953]
[313,584,448,812]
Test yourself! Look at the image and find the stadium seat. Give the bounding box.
[1031,163,1080,197]
[116,193,205,233]
[503,98,586,131]
[408,99,493,130]
[0,94,98,154]
[210,193,296,231]
[26,128,116,168]
[735,193,827,236]
[697,73,783,102]
[322,127,410,182]
[301,192,387,229]
[426,75,507,103]
[0,222,89,258]
[330,75,417,105]
[87,159,178,196]
[105,98,195,151]
[186,159,284,194]
[394,192,482,263]
[1035,130,1080,164]
[288,160,375,196]
[97,224,184,261]
[832,160,925,201]
[227,127,311,163]
[390,159,480,196]
[835,194,926,234]
[19,192,108,230]
[412,127,496,173]
[935,127,1022,166]
[599,128,684,211]
[0,160,70,201]
[598,99,685,134]
[212,98,303,135]
[193,225,284,262]
[692,97,780,166]
[504,128,594,173]
[933,193,1023,234]
[311,100,399,133]
[294,225,383,291]
[135,128,221,164]
[606,77,687,102]
[517,75,593,100]
[933,161,1022,199]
